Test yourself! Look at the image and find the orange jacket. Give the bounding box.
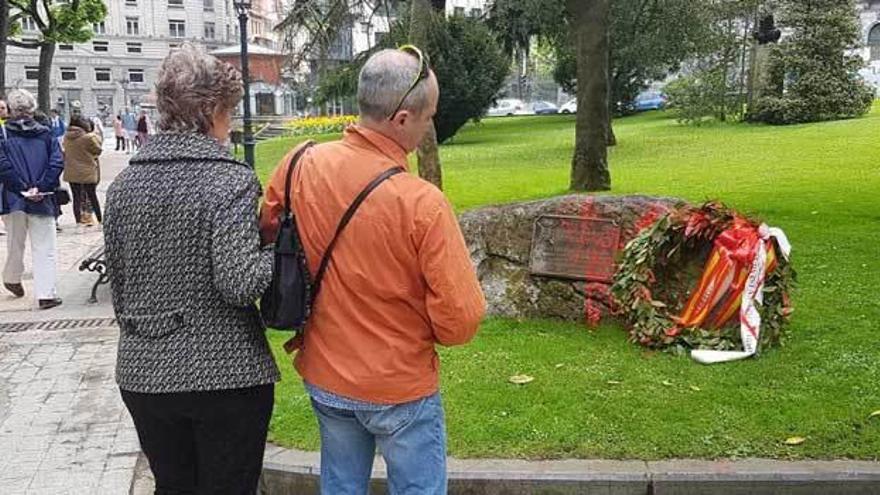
[259,125,486,404]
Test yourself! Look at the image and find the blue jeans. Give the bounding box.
[311,392,447,495]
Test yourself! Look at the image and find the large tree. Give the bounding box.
[408,0,443,189]
[7,0,107,112]
[489,0,611,190]
[567,0,611,191]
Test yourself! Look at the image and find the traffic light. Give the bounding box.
[753,15,782,45]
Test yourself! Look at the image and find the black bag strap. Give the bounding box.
[282,141,316,217]
[312,165,405,297]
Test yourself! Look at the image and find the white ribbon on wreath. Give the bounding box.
[691,224,791,364]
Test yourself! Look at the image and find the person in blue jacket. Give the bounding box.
[0,89,64,309]
[49,109,66,146]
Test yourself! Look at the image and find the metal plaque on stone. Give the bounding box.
[529,215,622,282]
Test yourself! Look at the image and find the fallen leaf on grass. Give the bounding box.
[606,380,622,385]
[661,380,673,387]
[784,436,806,446]
[509,374,534,385]
[869,410,880,419]
[689,385,701,392]
[554,363,565,369]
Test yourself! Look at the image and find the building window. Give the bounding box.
[168,0,184,7]
[470,8,482,18]
[93,41,109,52]
[204,22,215,39]
[21,17,39,32]
[25,66,39,80]
[126,17,139,35]
[374,31,386,45]
[60,67,77,81]
[169,42,180,49]
[95,68,111,82]
[870,24,880,61]
[206,44,218,51]
[204,0,213,11]
[93,21,106,34]
[127,42,142,53]
[59,44,74,50]
[128,68,145,83]
[169,20,186,38]
[126,0,137,5]
[454,7,465,16]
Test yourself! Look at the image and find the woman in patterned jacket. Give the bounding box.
[103,43,279,494]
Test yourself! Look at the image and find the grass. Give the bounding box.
[257,105,880,460]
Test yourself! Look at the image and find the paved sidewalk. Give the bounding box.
[0,326,140,494]
[0,149,137,494]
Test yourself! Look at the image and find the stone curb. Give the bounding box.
[259,444,880,495]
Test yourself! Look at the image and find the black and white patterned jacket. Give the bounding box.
[104,132,280,393]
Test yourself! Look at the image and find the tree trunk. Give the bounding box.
[607,53,615,147]
[38,42,56,113]
[568,0,611,191]
[410,0,443,190]
[0,0,8,97]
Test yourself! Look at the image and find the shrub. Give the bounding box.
[749,0,875,124]
[284,115,357,136]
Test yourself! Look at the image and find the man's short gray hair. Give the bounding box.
[7,89,37,117]
[358,49,432,121]
[155,43,243,134]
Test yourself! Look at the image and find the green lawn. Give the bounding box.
[258,105,880,460]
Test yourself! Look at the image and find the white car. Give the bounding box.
[486,98,527,117]
[559,98,577,114]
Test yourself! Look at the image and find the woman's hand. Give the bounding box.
[23,187,44,202]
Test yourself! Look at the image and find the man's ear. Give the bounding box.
[392,109,409,128]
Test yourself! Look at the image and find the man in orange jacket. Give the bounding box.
[260,46,486,494]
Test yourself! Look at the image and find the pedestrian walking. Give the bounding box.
[49,109,66,148]
[114,114,126,151]
[121,108,137,153]
[63,116,103,226]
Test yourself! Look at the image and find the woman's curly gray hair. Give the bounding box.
[155,43,243,134]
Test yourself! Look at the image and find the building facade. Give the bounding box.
[6,0,244,120]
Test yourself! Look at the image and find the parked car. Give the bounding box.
[486,98,527,117]
[559,98,577,114]
[633,91,667,111]
[530,101,559,115]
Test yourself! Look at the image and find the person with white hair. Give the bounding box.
[0,89,64,309]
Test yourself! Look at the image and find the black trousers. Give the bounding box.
[121,384,274,495]
[116,136,126,151]
[69,182,101,223]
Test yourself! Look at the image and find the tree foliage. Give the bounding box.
[489,0,714,113]
[316,9,509,144]
[749,0,874,124]
[7,0,107,111]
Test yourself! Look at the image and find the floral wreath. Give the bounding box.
[611,202,796,361]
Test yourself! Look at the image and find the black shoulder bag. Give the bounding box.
[260,141,405,333]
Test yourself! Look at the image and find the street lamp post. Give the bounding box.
[233,0,255,167]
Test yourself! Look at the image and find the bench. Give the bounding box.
[79,246,109,304]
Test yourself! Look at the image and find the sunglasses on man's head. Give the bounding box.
[387,44,431,121]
